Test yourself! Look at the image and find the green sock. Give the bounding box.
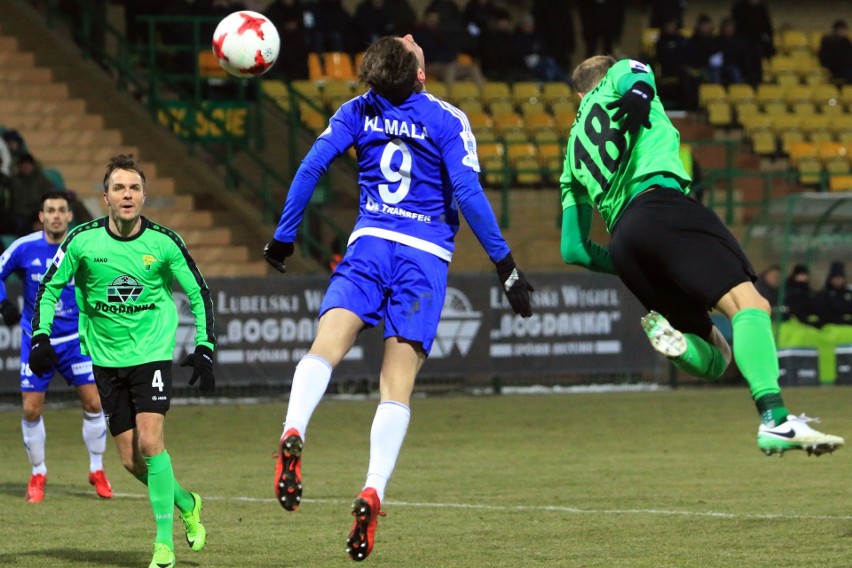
[672,333,728,380]
[145,451,175,550]
[731,308,788,425]
[135,471,193,514]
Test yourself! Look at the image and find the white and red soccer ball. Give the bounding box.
[212,11,280,78]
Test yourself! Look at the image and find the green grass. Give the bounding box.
[1,386,850,567]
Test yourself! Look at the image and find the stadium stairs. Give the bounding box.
[0,1,315,277]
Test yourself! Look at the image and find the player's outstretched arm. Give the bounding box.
[560,203,616,274]
[263,239,294,273]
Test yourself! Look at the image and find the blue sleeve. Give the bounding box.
[0,244,20,302]
[454,175,510,263]
[273,103,357,242]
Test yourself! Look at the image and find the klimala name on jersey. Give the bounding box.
[94,300,156,314]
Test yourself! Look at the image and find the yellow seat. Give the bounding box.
[740,112,771,136]
[478,142,506,185]
[513,156,543,185]
[426,80,448,100]
[322,52,356,81]
[839,85,852,109]
[789,141,822,184]
[475,128,498,143]
[774,71,800,87]
[353,51,365,72]
[512,81,542,106]
[488,100,515,116]
[321,80,354,107]
[502,129,530,144]
[727,84,756,108]
[734,101,760,126]
[519,100,547,117]
[784,85,813,106]
[301,110,327,135]
[810,84,840,107]
[698,83,727,108]
[828,174,852,192]
[550,99,577,116]
[459,99,485,115]
[554,110,577,138]
[506,142,538,165]
[828,114,852,141]
[542,82,575,107]
[493,112,525,136]
[466,110,494,132]
[448,81,480,105]
[198,49,228,78]
[706,101,733,127]
[532,127,561,145]
[524,111,555,137]
[307,52,325,81]
[781,30,810,55]
[803,114,833,145]
[481,81,512,108]
[537,142,565,181]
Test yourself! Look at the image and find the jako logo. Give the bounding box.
[430,287,481,358]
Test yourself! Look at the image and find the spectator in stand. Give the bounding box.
[781,263,819,327]
[755,264,781,306]
[8,153,56,237]
[478,11,526,82]
[387,0,418,36]
[649,0,687,30]
[814,261,852,326]
[462,0,507,61]
[715,17,747,86]
[0,136,12,177]
[514,13,570,83]
[532,0,575,74]
[416,9,484,85]
[577,0,626,58]
[265,0,310,80]
[2,130,28,173]
[305,0,353,55]
[681,14,719,109]
[819,20,852,84]
[730,0,774,86]
[654,17,689,107]
[353,0,396,52]
[424,0,466,49]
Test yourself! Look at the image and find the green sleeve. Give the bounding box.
[614,59,657,95]
[169,238,216,351]
[32,240,78,337]
[560,203,617,275]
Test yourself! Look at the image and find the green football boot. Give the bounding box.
[180,492,207,552]
[148,543,175,568]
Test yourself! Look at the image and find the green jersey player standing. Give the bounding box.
[30,154,216,568]
[560,56,843,457]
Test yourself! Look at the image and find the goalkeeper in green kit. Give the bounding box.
[31,155,215,568]
[560,56,843,457]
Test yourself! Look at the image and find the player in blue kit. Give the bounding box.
[0,190,112,502]
[263,34,534,561]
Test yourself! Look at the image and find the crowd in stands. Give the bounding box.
[755,261,852,328]
[0,129,90,250]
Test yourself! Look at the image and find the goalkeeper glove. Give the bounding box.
[180,345,215,393]
[495,253,534,317]
[606,81,654,134]
[0,299,21,326]
[263,239,295,273]
[29,333,58,378]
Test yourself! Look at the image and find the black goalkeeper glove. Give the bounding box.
[495,253,534,317]
[29,333,58,378]
[181,345,215,393]
[0,299,21,326]
[263,239,295,273]
[606,81,654,134]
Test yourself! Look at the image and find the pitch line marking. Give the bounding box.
[102,492,852,522]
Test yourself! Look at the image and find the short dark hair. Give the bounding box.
[103,154,146,191]
[40,189,72,208]
[358,36,419,105]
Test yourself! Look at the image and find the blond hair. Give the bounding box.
[571,55,617,94]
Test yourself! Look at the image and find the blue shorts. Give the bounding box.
[319,236,449,354]
[20,335,95,392]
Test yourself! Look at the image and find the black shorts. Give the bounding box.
[93,361,173,437]
[609,187,756,338]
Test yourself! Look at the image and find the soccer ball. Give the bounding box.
[212,11,280,78]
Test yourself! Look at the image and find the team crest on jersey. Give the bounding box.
[629,60,651,73]
[459,130,481,172]
[142,254,157,271]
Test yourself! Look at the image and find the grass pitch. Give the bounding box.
[0,386,849,567]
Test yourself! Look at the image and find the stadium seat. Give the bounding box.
[481,81,512,109]
[537,142,565,181]
[788,141,821,185]
[828,114,852,143]
[198,50,228,79]
[828,174,852,192]
[784,85,812,107]
[519,99,548,117]
[448,81,480,105]
[475,128,498,143]
[817,141,849,175]
[512,82,542,107]
[780,29,810,56]
[727,84,756,106]
[477,142,506,185]
[698,83,727,108]
[502,129,530,144]
[488,100,515,117]
[459,99,485,115]
[513,156,542,185]
[524,111,555,138]
[307,52,325,80]
[542,82,574,107]
[532,127,560,145]
[466,110,494,132]
[554,110,577,138]
[550,99,577,116]
[506,142,538,165]
[733,101,760,126]
[323,52,356,81]
[840,85,852,110]
[301,110,327,135]
[321,80,354,108]
[706,101,733,127]
[353,51,365,72]
[803,115,834,146]
[492,112,525,137]
[426,80,448,100]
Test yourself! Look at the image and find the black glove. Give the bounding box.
[0,299,21,326]
[495,253,534,317]
[263,239,295,273]
[606,81,654,134]
[29,333,58,378]
[181,345,215,393]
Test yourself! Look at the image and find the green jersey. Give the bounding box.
[33,217,215,367]
[559,59,691,231]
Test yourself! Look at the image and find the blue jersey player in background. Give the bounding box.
[263,34,534,561]
[0,190,112,503]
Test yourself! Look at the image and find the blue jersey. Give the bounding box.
[0,231,79,338]
[273,89,510,263]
